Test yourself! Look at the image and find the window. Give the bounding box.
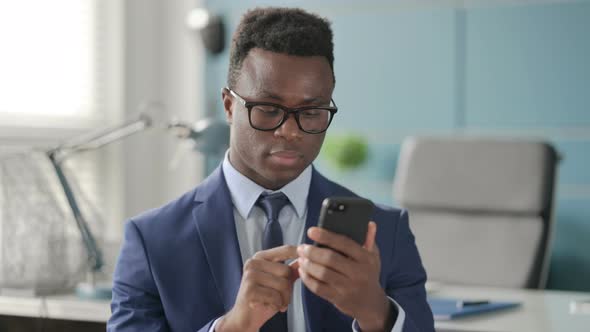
[0,0,120,138]
[0,1,123,249]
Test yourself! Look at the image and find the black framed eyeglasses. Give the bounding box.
[227,88,338,134]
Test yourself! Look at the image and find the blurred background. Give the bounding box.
[200,0,590,293]
[0,0,588,309]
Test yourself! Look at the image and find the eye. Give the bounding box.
[252,105,282,116]
[300,109,323,117]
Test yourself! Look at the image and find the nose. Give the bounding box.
[274,113,302,140]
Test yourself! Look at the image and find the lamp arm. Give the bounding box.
[45,109,157,272]
[48,151,103,272]
[43,109,226,274]
[50,113,152,163]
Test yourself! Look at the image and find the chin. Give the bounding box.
[264,168,302,188]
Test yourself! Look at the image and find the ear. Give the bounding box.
[221,87,233,125]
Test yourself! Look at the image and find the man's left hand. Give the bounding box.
[296,221,394,332]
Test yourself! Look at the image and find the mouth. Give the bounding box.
[269,150,303,167]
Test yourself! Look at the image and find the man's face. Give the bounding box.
[222,48,335,190]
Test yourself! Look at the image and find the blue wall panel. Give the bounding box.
[464,2,590,127]
[553,141,590,186]
[330,9,456,131]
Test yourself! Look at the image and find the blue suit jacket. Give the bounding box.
[108,166,434,332]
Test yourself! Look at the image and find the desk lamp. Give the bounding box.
[45,104,228,299]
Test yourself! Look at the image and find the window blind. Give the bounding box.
[0,0,120,250]
[0,0,103,128]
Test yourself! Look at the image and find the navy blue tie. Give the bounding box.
[256,192,289,332]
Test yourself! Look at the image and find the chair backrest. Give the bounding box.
[393,136,559,288]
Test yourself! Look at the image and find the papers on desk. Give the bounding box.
[570,299,590,315]
[428,298,521,320]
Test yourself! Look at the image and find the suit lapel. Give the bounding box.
[193,167,243,312]
[192,166,345,330]
[302,168,331,332]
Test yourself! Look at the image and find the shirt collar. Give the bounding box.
[222,150,311,220]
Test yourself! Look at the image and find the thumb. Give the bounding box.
[363,221,377,252]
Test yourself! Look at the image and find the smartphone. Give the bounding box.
[316,197,375,246]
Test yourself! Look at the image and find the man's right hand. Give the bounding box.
[215,245,299,332]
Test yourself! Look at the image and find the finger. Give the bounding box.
[249,300,282,314]
[251,301,289,313]
[297,244,354,276]
[245,283,284,311]
[363,221,377,252]
[288,260,300,281]
[298,256,348,285]
[249,301,278,314]
[253,245,298,262]
[244,270,293,308]
[298,267,339,304]
[372,242,381,257]
[245,257,294,279]
[307,227,366,261]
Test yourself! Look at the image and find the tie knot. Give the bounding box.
[256,192,290,221]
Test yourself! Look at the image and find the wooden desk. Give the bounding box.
[431,284,590,332]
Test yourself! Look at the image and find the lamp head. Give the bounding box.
[168,118,229,155]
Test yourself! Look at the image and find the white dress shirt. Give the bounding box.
[211,152,405,331]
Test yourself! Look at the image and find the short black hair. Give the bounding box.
[227,7,335,88]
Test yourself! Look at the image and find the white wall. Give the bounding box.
[105,0,206,242]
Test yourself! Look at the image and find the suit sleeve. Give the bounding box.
[107,220,171,331]
[108,220,220,332]
[385,210,435,332]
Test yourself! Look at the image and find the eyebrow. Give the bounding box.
[255,89,328,105]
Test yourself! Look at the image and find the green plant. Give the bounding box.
[322,134,369,170]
